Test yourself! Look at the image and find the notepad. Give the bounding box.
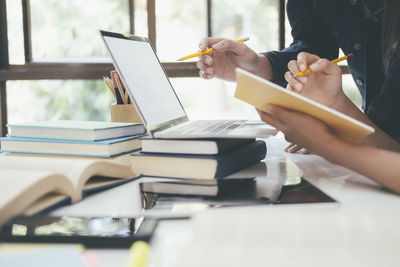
[234,68,375,144]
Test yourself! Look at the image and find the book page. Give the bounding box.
[0,155,96,182]
[0,169,74,225]
[72,161,136,193]
[23,193,69,216]
[0,155,136,195]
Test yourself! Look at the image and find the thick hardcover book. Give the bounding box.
[235,68,375,144]
[7,120,146,141]
[140,136,254,155]
[140,177,256,197]
[0,155,138,225]
[0,135,142,157]
[131,140,266,179]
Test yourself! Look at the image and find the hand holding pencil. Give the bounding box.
[295,53,353,77]
[177,37,249,61]
[285,52,350,108]
[194,37,267,81]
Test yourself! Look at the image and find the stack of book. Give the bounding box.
[131,137,267,180]
[0,120,147,224]
[0,120,146,158]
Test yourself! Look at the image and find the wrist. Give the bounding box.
[315,135,346,164]
[250,54,274,81]
[330,89,349,112]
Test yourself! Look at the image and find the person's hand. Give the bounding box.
[257,105,338,155]
[284,143,310,154]
[196,37,268,81]
[284,52,346,109]
[282,52,346,153]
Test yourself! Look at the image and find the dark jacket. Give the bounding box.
[263,0,400,141]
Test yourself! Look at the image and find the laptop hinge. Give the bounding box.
[149,116,189,136]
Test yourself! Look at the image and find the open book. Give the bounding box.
[0,155,137,225]
[235,68,375,144]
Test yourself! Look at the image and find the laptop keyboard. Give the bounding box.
[167,120,246,135]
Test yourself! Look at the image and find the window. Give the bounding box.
[30,0,130,60]
[1,0,358,137]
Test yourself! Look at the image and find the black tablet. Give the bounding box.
[0,215,158,248]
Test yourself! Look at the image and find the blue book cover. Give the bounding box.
[0,135,144,157]
[0,135,144,145]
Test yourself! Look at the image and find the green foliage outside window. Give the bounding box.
[6,0,361,124]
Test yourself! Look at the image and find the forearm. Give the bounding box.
[251,54,274,81]
[262,104,400,193]
[319,138,400,194]
[333,96,400,151]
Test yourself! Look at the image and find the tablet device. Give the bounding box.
[0,215,158,248]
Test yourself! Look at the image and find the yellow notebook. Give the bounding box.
[234,68,374,144]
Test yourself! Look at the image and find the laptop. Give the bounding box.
[100,30,277,139]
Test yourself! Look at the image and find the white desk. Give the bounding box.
[51,135,400,267]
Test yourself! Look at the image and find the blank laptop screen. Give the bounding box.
[103,35,186,128]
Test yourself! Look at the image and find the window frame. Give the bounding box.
[0,0,290,136]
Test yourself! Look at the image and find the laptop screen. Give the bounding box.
[101,32,187,130]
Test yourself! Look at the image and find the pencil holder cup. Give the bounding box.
[111,104,143,123]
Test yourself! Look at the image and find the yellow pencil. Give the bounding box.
[177,37,250,61]
[103,76,116,97]
[125,241,150,267]
[296,53,353,77]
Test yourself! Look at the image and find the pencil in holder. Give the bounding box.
[111,104,143,123]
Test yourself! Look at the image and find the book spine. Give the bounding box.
[215,139,254,154]
[32,196,72,216]
[81,177,139,197]
[214,140,266,178]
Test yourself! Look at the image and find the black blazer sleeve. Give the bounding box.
[263,0,339,87]
[366,59,400,141]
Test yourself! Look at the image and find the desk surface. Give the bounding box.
[50,135,400,267]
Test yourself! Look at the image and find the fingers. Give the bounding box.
[197,38,222,79]
[286,83,296,92]
[285,71,305,92]
[196,60,214,75]
[284,143,296,152]
[288,60,300,75]
[297,52,320,72]
[284,143,304,153]
[199,54,213,65]
[256,109,288,133]
[197,54,215,79]
[296,52,341,76]
[286,59,309,91]
[266,104,297,124]
[199,37,247,55]
[199,70,214,79]
[199,37,225,51]
[210,39,248,55]
[310,58,342,75]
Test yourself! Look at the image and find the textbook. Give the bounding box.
[0,135,142,157]
[235,68,375,144]
[131,140,266,179]
[7,120,146,141]
[0,155,137,225]
[140,178,256,197]
[3,151,134,168]
[140,136,254,155]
